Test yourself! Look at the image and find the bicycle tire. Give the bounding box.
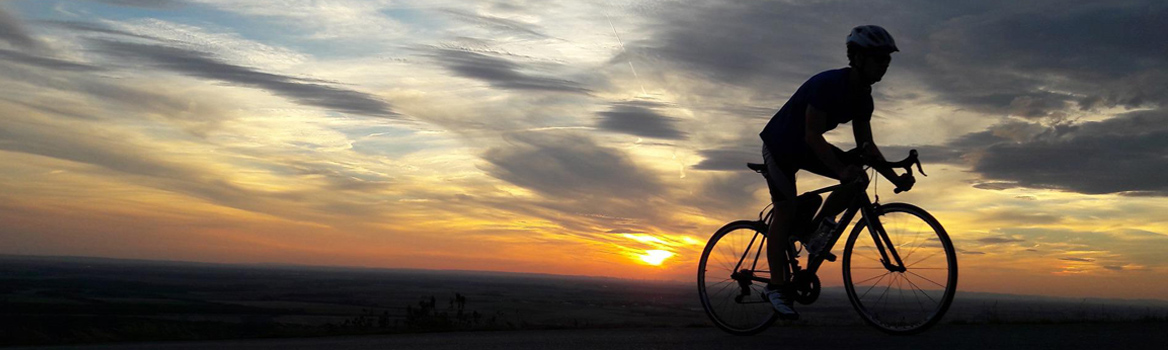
[697,220,778,335]
[842,203,957,335]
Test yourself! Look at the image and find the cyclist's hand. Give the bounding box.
[892,173,915,193]
[840,165,867,184]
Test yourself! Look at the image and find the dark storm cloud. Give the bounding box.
[430,48,590,93]
[629,1,843,91]
[0,48,101,71]
[971,110,1168,196]
[480,130,662,199]
[921,2,1168,114]
[596,101,686,140]
[0,6,41,50]
[633,1,1168,197]
[635,1,1167,116]
[90,40,400,118]
[896,110,1168,196]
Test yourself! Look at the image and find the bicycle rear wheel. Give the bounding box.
[842,203,957,334]
[697,220,777,335]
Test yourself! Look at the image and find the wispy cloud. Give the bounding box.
[0,5,41,50]
[90,39,400,118]
[429,48,590,93]
[480,130,662,199]
[86,0,185,9]
[439,8,556,40]
[0,48,101,71]
[596,101,687,140]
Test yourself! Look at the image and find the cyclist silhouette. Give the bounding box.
[758,25,915,319]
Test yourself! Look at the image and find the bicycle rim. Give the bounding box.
[842,203,957,334]
[697,221,778,335]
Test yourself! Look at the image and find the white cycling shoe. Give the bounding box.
[764,287,800,320]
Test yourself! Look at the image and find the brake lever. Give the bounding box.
[909,149,927,177]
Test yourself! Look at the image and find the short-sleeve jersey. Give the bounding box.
[760,67,873,155]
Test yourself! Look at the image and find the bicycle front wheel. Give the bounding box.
[842,203,957,334]
[697,220,777,335]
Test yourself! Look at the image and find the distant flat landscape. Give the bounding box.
[11,323,1168,350]
[2,255,1166,347]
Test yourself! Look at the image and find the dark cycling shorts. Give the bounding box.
[761,142,857,204]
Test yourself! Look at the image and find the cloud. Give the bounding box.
[630,1,846,91]
[89,39,400,118]
[429,48,590,93]
[438,8,555,40]
[0,48,101,71]
[919,2,1168,114]
[0,5,43,52]
[978,236,1025,244]
[43,20,160,41]
[1059,257,1095,263]
[691,147,758,171]
[596,101,687,140]
[971,110,1168,196]
[479,130,663,200]
[87,0,185,9]
[0,120,192,181]
[683,171,763,220]
[971,181,1022,191]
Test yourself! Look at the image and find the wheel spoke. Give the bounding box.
[906,251,944,268]
[904,274,927,314]
[906,270,947,289]
[699,224,776,334]
[854,271,892,285]
[901,274,939,304]
[902,219,927,260]
[859,272,889,299]
[842,205,955,334]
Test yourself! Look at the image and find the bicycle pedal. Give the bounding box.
[821,252,837,262]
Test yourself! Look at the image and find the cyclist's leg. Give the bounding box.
[762,143,797,290]
[801,147,866,224]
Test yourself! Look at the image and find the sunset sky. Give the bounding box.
[1,0,1165,300]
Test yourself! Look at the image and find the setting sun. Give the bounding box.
[639,250,675,266]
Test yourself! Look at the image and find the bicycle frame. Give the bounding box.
[732,184,908,287]
[796,188,906,276]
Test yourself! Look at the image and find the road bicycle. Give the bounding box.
[697,149,957,335]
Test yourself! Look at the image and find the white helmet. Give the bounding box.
[846,25,898,53]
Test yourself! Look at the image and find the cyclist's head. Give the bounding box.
[846,25,897,84]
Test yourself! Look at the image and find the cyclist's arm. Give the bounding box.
[804,105,850,178]
[852,117,902,183]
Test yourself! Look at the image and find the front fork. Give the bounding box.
[861,203,907,272]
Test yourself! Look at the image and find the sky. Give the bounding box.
[1,0,1166,300]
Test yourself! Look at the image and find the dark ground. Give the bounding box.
[9,323,1168,350]
[2,255,1166,347]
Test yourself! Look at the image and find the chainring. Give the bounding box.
[792,270,821,305]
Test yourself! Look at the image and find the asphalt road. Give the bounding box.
[14,323,1167,350]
